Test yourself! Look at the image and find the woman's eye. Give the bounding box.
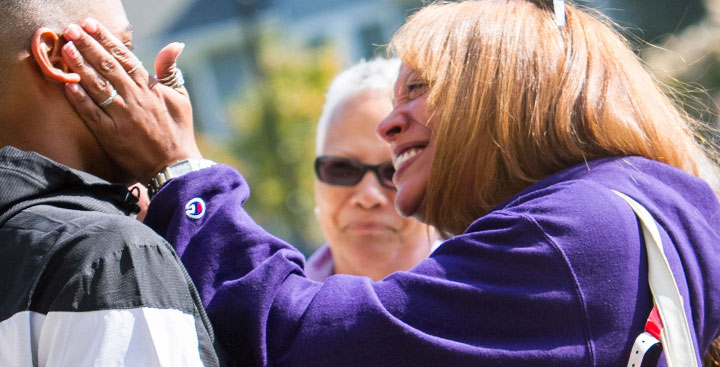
[407,82,428,99]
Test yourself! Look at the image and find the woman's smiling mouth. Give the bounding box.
[394,146,425,169]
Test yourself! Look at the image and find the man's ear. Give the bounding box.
[30,27,81,83]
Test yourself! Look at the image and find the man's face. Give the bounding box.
[67,0,134,182]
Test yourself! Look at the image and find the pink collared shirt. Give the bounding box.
[304,242,442,281]
[304,244,335,281]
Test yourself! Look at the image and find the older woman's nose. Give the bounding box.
[351,173,391,209]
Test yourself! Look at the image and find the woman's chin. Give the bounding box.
[394,188,424,221]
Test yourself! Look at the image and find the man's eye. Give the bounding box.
[124,42,136,51]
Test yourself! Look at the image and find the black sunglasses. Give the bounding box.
[314,156,395,190]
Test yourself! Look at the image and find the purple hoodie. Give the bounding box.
[144,156,720,366]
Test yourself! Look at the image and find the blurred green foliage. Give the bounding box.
[218,31,342,254]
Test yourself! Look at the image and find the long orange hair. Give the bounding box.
[390,0,720,237]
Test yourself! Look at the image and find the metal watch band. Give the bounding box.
[147,158,216,198]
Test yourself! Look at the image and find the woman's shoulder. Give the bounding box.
[498,156,719,223]
[463,176,632,259]
[463,156,719,261]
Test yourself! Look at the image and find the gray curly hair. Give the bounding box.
[315,57,401,155]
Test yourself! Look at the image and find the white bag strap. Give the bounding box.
[613,190,700,367]
[628,331,661,366]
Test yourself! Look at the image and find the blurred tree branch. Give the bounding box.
[226,28,341,253]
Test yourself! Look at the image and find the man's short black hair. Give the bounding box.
[0,0,86,97]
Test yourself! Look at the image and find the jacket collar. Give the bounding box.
[0,146,138,223]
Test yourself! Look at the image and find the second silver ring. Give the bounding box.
[157,66,185,89]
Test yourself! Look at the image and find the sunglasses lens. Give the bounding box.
[377,163,396,189]
[316,157,363,186]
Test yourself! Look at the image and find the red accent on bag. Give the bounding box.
[645,305,664,340]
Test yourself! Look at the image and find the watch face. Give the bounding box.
[151,159,216,197]
[170,162,194,177]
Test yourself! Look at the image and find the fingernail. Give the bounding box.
[63,41,78,57]
[64,24,81,41]
[176,43,186,60]
[82,17,98,34]
[65,83,80,94]
[170,42,185,55]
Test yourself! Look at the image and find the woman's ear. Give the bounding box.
[31,27,80,83]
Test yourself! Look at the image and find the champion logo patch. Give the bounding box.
[185,198,206,219]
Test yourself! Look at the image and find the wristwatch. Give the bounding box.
[147,158,216,198]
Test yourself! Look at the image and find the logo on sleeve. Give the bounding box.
[185,198,206,219]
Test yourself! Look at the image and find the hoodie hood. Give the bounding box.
[0,146,138,226]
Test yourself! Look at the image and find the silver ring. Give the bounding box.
[157,66,185,89]
[127,61,143,74]
[98,88,118,107]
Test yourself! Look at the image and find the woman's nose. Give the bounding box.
[350,173,390,210]
[377,110,406,143]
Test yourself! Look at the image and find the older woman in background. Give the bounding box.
[307,58,435,281]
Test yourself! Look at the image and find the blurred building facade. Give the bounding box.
[124,0,415,139]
